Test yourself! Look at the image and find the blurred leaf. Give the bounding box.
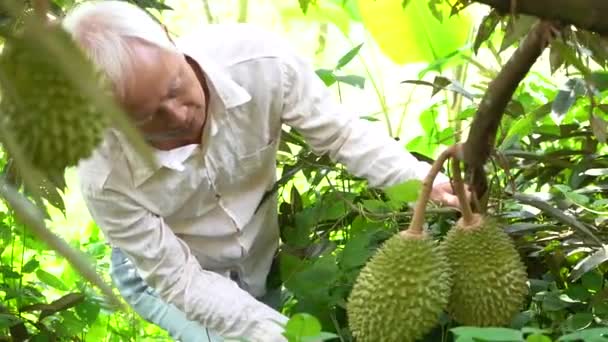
[335,74,365,89]
[402,77,476,101]
[474,9,501,54]
[571,246,608,281]
[357,0,472,65]
[276,0,352,36]
[75,300,101,326]
[550,42,565,73]
[21,258,39,273]
[36,269,68,291]
[526,334,552,342]
[562,313,594,332]
[285,255,339,304]
[384,179,422,205]
[315,68,336,86]
[451,327,523,341]
[338,228,382,270]
[582,271,604,292]
[500,15,537,52]
[591,114,607,143]
[336,43,363,70]
[558,328,608,341]
[551,41,592,79]
[284,313,321,339]
[551,78,586,124]
[0,313,21,329]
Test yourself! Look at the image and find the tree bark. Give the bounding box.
[463,20,551,204]
[472,0,608,36]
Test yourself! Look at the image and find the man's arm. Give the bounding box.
[81,187,288,342]
[279,50,450,190]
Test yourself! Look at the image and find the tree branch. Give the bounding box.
[472,0,608,36]
[463,20,551,202]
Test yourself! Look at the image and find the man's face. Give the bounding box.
[119,39,207,150]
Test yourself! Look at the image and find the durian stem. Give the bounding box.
[406,144,460,235]
[451,156,475,225]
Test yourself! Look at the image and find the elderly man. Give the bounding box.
[64,1,461,341]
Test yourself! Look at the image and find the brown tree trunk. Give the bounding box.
[473,0,608,35]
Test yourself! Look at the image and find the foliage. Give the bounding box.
[1,0,608,342]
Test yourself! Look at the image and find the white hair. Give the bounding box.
[61,0,178,98]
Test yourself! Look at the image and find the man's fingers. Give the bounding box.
[439,192,460,208]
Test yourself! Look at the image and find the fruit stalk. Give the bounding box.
[451,156,475,225]
[406,144,460,236]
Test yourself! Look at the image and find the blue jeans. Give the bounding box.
[110,248,282,342]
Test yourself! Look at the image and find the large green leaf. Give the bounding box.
[357,0,472,65]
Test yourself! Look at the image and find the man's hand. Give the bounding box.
[430,181,471,209]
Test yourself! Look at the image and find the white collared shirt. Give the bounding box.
[78,23,447,342]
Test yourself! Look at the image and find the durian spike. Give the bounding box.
[451,156,474,225]
[405,143,461,236]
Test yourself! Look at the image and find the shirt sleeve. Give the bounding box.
[279,51,449,188]
[80,186,288,342]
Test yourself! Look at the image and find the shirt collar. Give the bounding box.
[112,39,252,188]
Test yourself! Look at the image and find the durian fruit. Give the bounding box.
[0,24,109,173]
[347,230,452,342]
[442,214,528,326]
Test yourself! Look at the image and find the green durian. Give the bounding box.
[442,214,528,326]
[347,231,451,342]
[0,24,109,173]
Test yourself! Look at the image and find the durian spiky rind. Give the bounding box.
[347,233,451,342]
[0,25,109,172]
[443,217,528,326]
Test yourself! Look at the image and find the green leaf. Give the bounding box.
[22,258,39,273]
[36,269,68,291]
[566,284,591,302]
[357,0,472,65]
[558,328,608,341]
[362,199,393,214]
[562,312,594,332]
[542,292,571,311]
[335,43,363,70]
[284,313,321,339]
[473,9,501,54]
[334,75,365,89]
[451,327,523,341]
[339,228,381,270]
[500,15,537,51]
[526,334,552,342]
[384,179,422,205]
[570,247,608,282]
[284,255,339,304]
[0,313,21,329]
[75,301,101,326]
[551,78,586,124]
[582,271,604,292]
[551,41,592,79]
[315,68,336,87]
